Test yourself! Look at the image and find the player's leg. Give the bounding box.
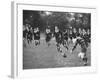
[56,43,61,52]
[71,40,78,52]
[27,38,29,44]
[63,40,68,50]
[60,44,67,58]
[46,37,50,47]
[56,40,62,52]
[83,54,88,66]
[81,43,88,66]
[38,39,40,45]
[38,36,40,45]
[35,40,37,46]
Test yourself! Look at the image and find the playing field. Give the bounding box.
[23,39,91,69]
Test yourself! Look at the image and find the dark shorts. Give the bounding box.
[34,36,40,40]
[46,37,51,42]
[27,36,32,40]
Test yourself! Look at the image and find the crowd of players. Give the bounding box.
[23,24,91,66]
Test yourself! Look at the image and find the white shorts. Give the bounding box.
[78,52,85,59]
[72,38,77,44]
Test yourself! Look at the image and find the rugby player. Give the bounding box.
[33,27,40,46]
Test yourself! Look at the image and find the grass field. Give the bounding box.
[23,39,91,69]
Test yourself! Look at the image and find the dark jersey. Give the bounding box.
[81,34,91,47]
[72,32,77,38]
[27,31,32,40]
[77,32,82,37]
[34,31,40,40]
[46,32,52,42]
[63,32,68,40]
[54,31,62,40]
[84,34,91,43]
[72,37,87,52]
[23,29,28,38]
[54,31,63,44]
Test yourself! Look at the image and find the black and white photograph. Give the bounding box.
[11,2,97,78]
[23,10,91,69]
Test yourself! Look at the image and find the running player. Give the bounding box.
[63,29,69,46]
[71,33,88,65]
[54,26,63,52]
[45,27,52,46]
[27,29,33,44]
[33,27,40,46]
[77,38,88,66]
